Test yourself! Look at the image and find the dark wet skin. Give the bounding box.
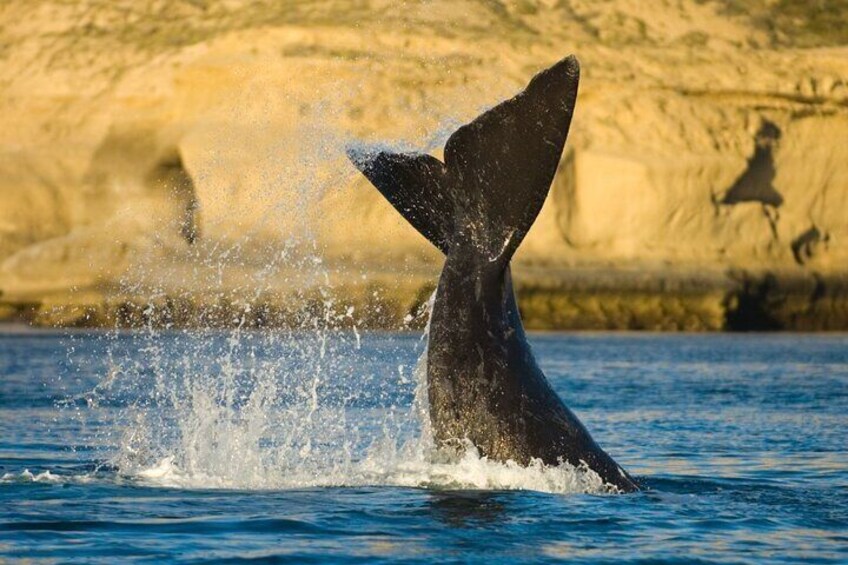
[349,55,639,492]
[429,261,638,492]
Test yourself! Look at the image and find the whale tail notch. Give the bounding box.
[347,55,580,265]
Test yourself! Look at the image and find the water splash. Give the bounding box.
[74,303,611,494]
[61,85,612,496]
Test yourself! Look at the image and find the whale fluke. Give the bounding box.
[346,148,452,254]
[348,55,639,492]
[348,55,579,263]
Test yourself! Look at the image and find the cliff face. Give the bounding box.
[1,1,847,329]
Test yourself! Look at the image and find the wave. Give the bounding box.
[1,448,614,495]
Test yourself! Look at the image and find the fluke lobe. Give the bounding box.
[347,55,639,492]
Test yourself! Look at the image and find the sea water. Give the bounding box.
[1,330,846,563]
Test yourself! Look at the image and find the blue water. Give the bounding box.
[1,330,846,563]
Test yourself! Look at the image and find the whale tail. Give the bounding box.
[347,55,580,265]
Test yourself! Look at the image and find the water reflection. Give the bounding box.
[426,491,507,528]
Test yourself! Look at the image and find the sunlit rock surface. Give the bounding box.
[1,1,847,330]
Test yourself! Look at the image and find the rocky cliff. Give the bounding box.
[1,0,847,330]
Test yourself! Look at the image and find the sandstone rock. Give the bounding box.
[0,1,846,329]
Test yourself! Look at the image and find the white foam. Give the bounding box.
[128,443,613,494]
[1,469,62,483]
[94,328,615,494]
[75,289,619,496]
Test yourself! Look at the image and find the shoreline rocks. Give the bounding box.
[2,268,845,331]
[1,1,847,331]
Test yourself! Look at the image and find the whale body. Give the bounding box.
[348,55,638,492]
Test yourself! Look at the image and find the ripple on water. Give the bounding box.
[1,332,847,563]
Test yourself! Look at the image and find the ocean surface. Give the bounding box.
[1,329,846,563]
